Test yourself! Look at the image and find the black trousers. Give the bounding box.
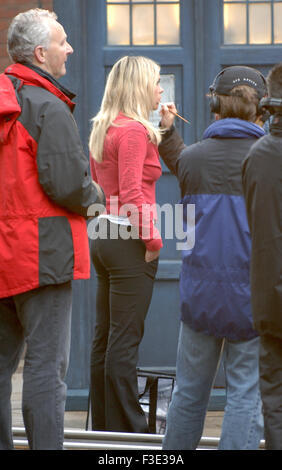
[90,220,158,433]
[260,334,282,450]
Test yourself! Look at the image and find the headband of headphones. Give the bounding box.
[209,66,267,100]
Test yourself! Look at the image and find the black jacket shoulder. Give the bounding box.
[159,126,257,197]
[17,82,105,216]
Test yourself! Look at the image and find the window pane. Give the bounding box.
[224,4,246,44]
[157,5,180,44]
[274,4,282,43]
[107,5,130,45]
[132,5,154,45]
[107,0,128,2]
[249,4,271,44]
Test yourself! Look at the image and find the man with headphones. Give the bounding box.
[158,66,267,450]
[242,63,282,450]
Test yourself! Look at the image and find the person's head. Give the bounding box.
[89,55,163,162]
[267,63,282,99]
[102,56,163,117]
[209,66,267,123]
[255,64,282,117]
[7,8,73,79]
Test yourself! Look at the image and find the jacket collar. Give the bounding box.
[203,118,265,140]
[4,63,76,112]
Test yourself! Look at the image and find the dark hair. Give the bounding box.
[267,63,282,99]
[217,85,259,122]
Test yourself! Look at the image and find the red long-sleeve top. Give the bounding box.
[90,113,163,251]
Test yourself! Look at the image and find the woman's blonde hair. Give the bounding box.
[89,56,162,162]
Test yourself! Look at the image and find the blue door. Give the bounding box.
[53,0,198,409]
[92,1,197,368]
[53,0,282,409]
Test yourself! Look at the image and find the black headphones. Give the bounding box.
[209,69,226,113]
[209,94,221,115]
[209,66,267,115]
[258,97,282,115]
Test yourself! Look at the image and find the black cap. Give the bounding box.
[210,66,267,99]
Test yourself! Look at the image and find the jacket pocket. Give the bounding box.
[38,216,74,285]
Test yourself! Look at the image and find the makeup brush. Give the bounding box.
[169,110,190,124]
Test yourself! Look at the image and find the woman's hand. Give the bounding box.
[145,249,160,263]
[159,102,178,129]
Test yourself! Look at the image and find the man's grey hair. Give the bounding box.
[7,9,58,64]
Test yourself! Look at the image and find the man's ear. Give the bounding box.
[34,45,46,65]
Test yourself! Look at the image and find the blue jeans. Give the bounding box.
[0,282,72,450]
[163,322,263,450]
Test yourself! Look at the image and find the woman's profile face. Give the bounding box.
[152,74,164,111]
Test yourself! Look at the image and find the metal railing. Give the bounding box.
[12,427,265,450]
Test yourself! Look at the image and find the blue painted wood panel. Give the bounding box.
[52,1,197,411]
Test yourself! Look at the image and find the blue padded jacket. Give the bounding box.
[159,118,265,340]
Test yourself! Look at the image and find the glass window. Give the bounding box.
[132,5,154,45]
[274,3,282,42]
[106,1,180,46]
[249,3,271,44]
[157,4,180,44]
[107,5,130,45]
[223,0,282,44]
[224,3,247,44]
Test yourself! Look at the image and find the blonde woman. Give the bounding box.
[89,56,164,432]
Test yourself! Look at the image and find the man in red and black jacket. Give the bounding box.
[0,9,105,450]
